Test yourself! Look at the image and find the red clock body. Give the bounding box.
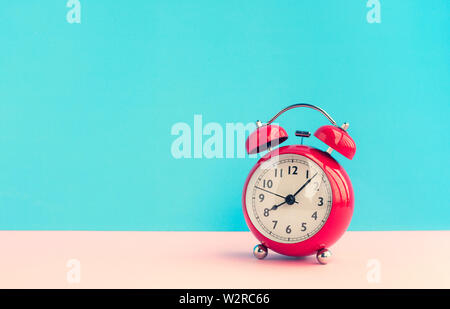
[242,145,354,257]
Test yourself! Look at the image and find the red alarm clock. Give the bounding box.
[242,104,356,264]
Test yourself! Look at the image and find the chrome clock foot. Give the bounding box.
[316,248,332,264]
[253,244,268,259]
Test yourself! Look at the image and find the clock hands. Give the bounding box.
[293,172,318,197]
[255,186,299,204]
[269,200,287,211]
[268,193,296,212]
[261,172,318,214]
[255,186,288,200]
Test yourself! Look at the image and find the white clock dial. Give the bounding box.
[245,154,332,244]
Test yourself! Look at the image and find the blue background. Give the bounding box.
[0,1,449,230]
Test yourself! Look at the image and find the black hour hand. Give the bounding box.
[270,200,287,211]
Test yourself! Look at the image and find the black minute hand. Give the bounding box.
[293,172,318,197]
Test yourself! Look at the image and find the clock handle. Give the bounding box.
[265,103,356,159]
[266,103,338,126]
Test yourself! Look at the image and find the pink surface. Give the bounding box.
[0,231,449,289]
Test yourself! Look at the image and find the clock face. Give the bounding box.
[245,153,333,244]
